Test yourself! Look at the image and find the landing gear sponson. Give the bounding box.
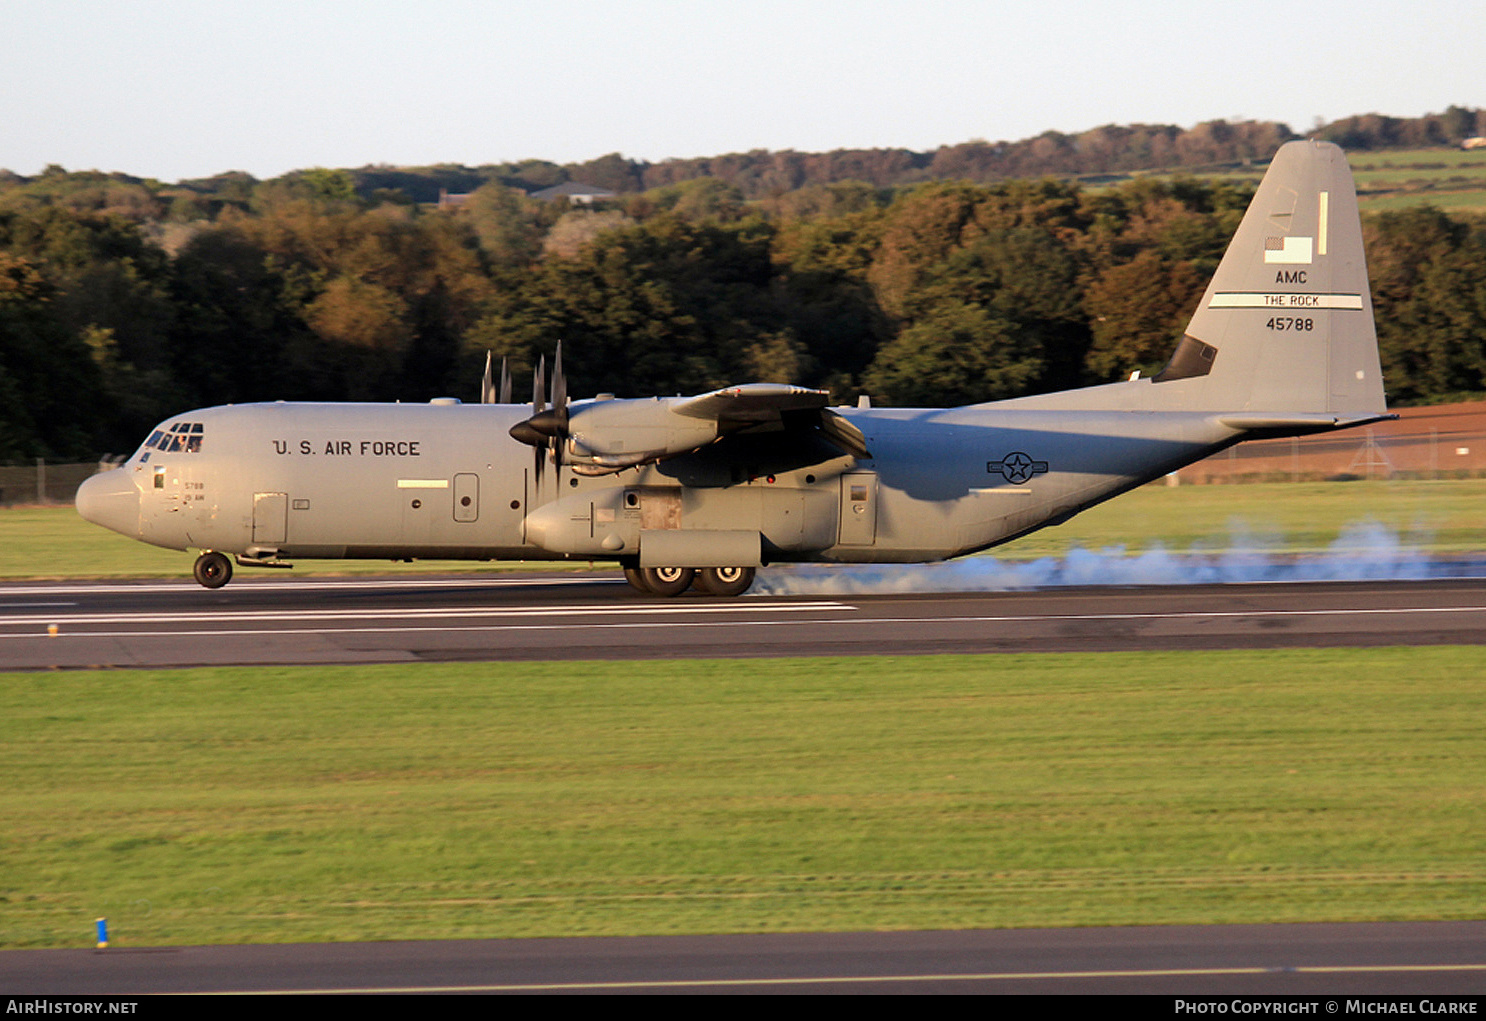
[624,566,756,597]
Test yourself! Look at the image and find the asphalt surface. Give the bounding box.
[3,921,1484,995]
[2,572,1486,669]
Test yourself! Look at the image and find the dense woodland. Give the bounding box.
[3,107,1486,461]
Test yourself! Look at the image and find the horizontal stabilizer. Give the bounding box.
[1217,411,1398,433]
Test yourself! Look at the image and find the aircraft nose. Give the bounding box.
[75,468,141,537]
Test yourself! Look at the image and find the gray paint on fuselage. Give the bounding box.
[823,404,1237,563]
[114,396,1240,567]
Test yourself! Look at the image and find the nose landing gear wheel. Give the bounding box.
[193,551,233,589]
[696,566,755,597]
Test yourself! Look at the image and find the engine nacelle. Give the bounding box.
[563,398,720,474]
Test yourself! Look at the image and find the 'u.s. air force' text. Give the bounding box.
[272,440,422,456]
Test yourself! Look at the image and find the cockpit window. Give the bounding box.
[158,422,203,452]
[136,421,205,460]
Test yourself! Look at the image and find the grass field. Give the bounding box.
[3,650,1483,948]
[5,477,1484,581]
[1087,147,1486,213]
[1349,148,1486,210]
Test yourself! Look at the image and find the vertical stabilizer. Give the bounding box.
[1156,140,1385,416]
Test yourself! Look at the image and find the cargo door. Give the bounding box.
[252,492,288,545]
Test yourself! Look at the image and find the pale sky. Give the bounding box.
[2,0,1480,183]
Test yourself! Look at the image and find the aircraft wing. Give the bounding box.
[674,384,871,459]
[673,383,831,424]
[512,381,870,475]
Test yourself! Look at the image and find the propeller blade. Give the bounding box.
[550,342,567,469]
[480,351,494,404]
[498,357,511,404]
[551,342,566,418]
[532,355,547,486]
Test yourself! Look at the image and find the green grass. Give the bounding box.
[7,477,1486,581]
[1083,147,1486,213]
[1327,148,1486,212]
[1361,189,1486,212]
[3,651,1483,948]
[0,505,587,580]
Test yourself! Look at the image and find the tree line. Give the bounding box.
[2,110,1484,462]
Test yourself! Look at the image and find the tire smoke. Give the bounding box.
[753,519,1469,596]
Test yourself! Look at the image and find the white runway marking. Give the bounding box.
[0,576,609,597]
[0,600,850,626]
[5,602,1484,641]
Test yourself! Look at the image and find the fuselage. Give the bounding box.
[76,393,1246,568]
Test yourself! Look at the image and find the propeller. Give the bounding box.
[508,344,569,486]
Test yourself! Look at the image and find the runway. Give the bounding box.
[4,921,1484,994]
[2,572,1486,669]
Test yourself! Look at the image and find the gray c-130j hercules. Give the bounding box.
[77,141,1392,596]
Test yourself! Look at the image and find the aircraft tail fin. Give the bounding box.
[1152,140,1386,417]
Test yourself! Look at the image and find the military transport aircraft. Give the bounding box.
[76,141,1391,596]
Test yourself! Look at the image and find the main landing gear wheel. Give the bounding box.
[623,566,650,593]
[696,566,756,597]
[638,566,695,596]
[193,551,233,589]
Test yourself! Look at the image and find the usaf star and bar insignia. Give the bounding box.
[987,451,1049,484]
